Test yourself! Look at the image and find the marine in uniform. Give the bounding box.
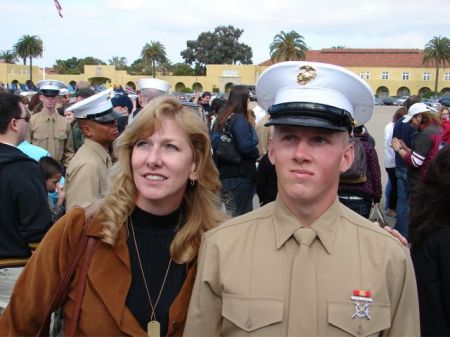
[130,78,171,122]
[65,88,121,210]
[184,62,420,336]
[27,80,74,168]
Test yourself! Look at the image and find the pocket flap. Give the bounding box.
[33,132,49,140]
[222,293,283,332]
[328,301,391,336]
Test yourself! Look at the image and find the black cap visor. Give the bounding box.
[265,102,354,132]
[82,108,122,123]
[40,89,59,97]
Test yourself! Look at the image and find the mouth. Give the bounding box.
[144,174,167,181]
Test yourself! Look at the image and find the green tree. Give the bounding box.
[53,56,106,74]
[13,34,43,81]
[270,30,308,62]
[423,36,450,97]
[141,41,168,78]
[180,25,253,75]
[108,56,128,70]
[0,50,18,64]
[331,45,346,49]
[173,63,194,76]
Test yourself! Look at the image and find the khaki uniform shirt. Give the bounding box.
[184,199,419,337]
[65,138,112,210]
[27,111,74,167]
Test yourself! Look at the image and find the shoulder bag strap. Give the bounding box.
[65,236,97,336]
[35,220,97,336]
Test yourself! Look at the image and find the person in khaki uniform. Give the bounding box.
[184,62,420,336]
[64,88,121,210]
[27,80,74,168]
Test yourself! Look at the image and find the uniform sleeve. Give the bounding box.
[383,250,420,337]
[63,124,75,168]
[0,210,84,336]
[66,162,101,210]
[184,235,223,336]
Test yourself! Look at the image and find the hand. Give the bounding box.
[383,226,409,248]
[391,138,401,152]
[56,183,65,205]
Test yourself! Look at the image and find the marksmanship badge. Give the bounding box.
[351,290,373,320]
[297,65,317,85]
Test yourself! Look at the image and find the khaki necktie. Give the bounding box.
[288,227,318,337]
[48,116,56,158]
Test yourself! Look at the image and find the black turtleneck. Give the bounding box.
[126,206,187,336]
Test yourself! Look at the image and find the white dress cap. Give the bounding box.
[137,78,171,93]
[36,80,66,94]
[256,61,374,130]
[66,88,120,122]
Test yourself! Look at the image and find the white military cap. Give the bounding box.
[58,88,70,96]
[137,78,171,93]
[66,88,122,122]
[36,80,66,96]
[256,61,374,132]
[403,102,430,123]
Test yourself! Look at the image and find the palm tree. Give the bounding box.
[0,50,18,64]
[141,41,168,78]
[270,31,308,62]
[108,56,128,70]
[13,34,43,81]
[423,36,450,97]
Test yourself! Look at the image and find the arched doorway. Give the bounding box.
[376,86,389,98]
[175,82,186,92]
[418,87,431,97]
[441,88,450,96]
[192,82,203,92]
[397,87,410,97]
[224,82,235,93]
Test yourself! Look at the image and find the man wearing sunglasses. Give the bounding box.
[64,88,121,210]
[27,80,74,169]
[0,92,51,310]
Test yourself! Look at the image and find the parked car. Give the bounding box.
[394,96,408,106]
[382,96,394,105]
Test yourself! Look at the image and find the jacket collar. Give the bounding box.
[274,197,341,254]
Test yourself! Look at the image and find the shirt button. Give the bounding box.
[171,320,179,329]
[356,325,364,335]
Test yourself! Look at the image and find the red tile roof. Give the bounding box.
[259,49,436,68]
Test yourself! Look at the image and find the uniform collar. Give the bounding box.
[274,197,341,254]
[83,138,111,164]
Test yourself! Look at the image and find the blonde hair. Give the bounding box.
[87,96,227,263]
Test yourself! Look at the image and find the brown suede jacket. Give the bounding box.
[0,207,196,336]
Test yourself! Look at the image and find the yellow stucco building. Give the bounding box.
[1,49,449,97]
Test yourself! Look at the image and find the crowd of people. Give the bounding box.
[0,60,448,336]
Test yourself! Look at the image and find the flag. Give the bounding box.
[54,0,63,18]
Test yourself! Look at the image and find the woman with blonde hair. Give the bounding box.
[0,96,226,336]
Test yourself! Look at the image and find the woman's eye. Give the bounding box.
[165,143,178,150]
[136,141,150,149]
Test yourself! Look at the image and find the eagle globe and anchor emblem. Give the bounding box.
[297,65,317,85]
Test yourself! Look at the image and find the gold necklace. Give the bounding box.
[128,216,180,337]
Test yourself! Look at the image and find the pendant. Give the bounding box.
[147,320,160,337]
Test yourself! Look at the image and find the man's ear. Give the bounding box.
[340,143,354,173]
[78,120,93,137]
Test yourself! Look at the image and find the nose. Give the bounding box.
[293,140,310,162]
[145,146,163,168]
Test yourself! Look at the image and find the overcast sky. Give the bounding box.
[1,0,449,68]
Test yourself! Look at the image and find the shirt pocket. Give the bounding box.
[328,301,391,337]
[222,293,284,336]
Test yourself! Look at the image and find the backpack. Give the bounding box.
[340,136,367,184]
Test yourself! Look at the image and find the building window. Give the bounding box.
[402,72,410,81]
[360,72,370,80]
[445,72,450,81]
[423,72,431,81]
[381,72,389,80]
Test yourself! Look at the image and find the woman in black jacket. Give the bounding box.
[212,85,259,216]
[410,145,450,336]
